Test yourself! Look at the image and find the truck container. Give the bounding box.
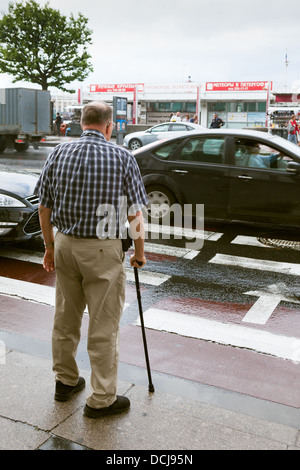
[0,88,51,152]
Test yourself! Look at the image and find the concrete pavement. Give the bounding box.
[0,343,299,450]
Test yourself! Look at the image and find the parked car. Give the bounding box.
[133,129,300,230]
[123,122,205,150]
[0,166,41,242]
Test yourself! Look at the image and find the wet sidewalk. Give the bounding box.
[0,347,299,451]
[38,135,82,147]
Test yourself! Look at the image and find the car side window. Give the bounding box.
[151,124,170,133]
[170,124,185,131]
[234,139,293,171]
[153,141,179,159]
[177,137,226,164]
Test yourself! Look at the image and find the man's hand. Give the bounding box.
[128,211,146,269]
[43,246,55,272]
[38,205,55,272]
[130,254,146,269]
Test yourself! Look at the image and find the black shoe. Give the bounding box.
[55,376,86,401]
[83,395,130,418]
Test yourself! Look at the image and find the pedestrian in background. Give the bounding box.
[54,113,62,136]
[35,101,148,418]
[210,113,225,129]
[287,115,299,144]
[171,111,181,122]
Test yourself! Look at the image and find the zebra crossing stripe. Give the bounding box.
[231,236,273,248]
[144,223,223,241]
[209,253,300,275]
[144,242,199,259]
[126,269,170,286]
[0,276,130,311]
[0,276,56,307]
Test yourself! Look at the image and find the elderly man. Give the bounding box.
[35,101,148,418]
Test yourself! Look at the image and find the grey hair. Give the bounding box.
[81,101,113,127]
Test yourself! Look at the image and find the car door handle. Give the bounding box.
[172,170,188,175]
[237,175,253,180]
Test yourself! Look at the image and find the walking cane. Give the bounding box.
[133,265,155,393]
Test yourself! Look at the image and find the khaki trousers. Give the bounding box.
[53,231,126,409]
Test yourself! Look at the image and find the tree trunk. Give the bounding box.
[41,76,48,90]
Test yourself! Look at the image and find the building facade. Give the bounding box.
[53,81,273,129]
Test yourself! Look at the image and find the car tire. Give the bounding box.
[145,185,176,223]
[129,138,142,150]
[14,142,29,151]
[0,136,6,153]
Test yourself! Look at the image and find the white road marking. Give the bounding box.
[144,223,223,241]
[242,294,284,325]
[125,270,170,286]
[231,236,273,248]
[0,276,56,307]
[209,253,300,275]
[144,242,199,259]
[136,308,300,361]
[243,283,300,325]
[0,276,130,312]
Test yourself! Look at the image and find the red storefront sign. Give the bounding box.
[275,94,300,103]
[90,83,144,93]
[206,81,272,92]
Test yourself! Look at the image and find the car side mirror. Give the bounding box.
[287,161,300,173]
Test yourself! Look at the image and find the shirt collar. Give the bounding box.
[81,129,106,140]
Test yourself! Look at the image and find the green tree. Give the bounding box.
[0,0,93,91]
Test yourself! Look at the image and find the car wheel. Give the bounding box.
[0,136,6,153]
[145,185,176,222]
[129,138,142,150]
[14,142,29,151]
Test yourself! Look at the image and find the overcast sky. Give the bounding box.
[0,0,300,93]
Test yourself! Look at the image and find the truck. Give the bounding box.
[0,88,51,152]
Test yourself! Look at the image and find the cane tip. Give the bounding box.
[148,385,155,393]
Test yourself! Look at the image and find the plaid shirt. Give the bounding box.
[34,130,148,238]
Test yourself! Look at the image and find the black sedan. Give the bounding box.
[133,129,300,230]
[0,166,41,242]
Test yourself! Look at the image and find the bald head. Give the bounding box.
[81,101,113,128]
[80,101,114,140]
